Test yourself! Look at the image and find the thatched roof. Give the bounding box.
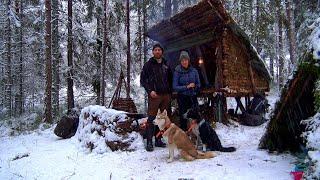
[147,0,271,82]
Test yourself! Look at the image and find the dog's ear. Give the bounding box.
[157,109,161,115]
[163,109,167,116]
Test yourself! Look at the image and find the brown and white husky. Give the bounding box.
[154,110,216,163]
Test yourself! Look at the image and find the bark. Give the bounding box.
[284,0,297,67]
[5,0,12,117]
[44,0,52,123]
[52,0,60,118]
[67,0,74,112]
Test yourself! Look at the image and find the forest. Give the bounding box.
[0,0,319,179]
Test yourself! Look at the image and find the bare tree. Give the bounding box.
[67,0,74,112]
[44,0,52,123]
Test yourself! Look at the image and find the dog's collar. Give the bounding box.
[199,119,205,127]
[187,119,206,133]
[156,123,171,138]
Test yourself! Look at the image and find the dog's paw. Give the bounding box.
[167,158,174,163]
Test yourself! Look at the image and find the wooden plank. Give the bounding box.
[164,30,217,53]
[235,97,246,113]
[248,61,257,94]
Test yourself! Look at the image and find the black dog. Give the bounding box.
[184,108,236,152]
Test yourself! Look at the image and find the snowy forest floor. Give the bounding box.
[0,89,298,179]
[0,121,296,179]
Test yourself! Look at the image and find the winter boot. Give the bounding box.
[154,126,166,148]
[145,122,154,152]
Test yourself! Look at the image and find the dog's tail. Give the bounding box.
[220,147,236,152]
[196,151,216,159]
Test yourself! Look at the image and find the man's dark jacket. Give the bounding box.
[140,57,172,95]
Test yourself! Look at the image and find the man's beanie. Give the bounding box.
[179,51,190,61]
[152,43,164,51]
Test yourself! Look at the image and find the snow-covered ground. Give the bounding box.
[0,120,295,179]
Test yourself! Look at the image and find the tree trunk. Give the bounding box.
[95,4,102,105]
[5,0,12,117]
[52,0,60,118]
[126,0,131,98]
[100,0,107,105]
[67,0,74,112]
[276,0,285,89]
[19,0,23,114]
[285,0,297,67]
[14,0,24,115]
[143,0,148,112]
[44,0,52,123]
[255,0,262,53]
[137,0,143,69]
[172,0,178,15]
[164,0,172,19]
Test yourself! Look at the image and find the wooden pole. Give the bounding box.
[126,0,131,98]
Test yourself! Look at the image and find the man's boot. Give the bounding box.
[154,126,166,147]
[145,122,154,152]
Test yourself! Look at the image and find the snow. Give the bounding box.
[308,17,320,60]
[77,105,142,153]
[302,113,320,179]
[0,119,296,179]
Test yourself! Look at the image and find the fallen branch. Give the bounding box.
[11,153,29,161]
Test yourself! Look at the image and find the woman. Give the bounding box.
[173,51,200,131]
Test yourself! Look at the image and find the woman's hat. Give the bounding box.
[179,51,190,61]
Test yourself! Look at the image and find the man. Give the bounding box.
[140,43,172,152]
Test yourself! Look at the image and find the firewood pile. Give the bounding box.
[77,105,143,153]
